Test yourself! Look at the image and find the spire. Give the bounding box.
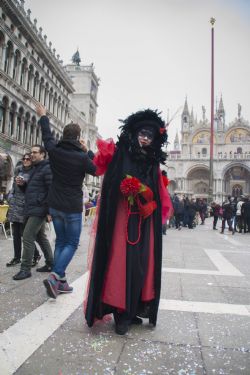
[174,131,180,150]
[217,95,225,131]
[182,96,189,115]
[218,95,224,113]
[190,107,194,124]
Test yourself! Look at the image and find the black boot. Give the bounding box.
[114,312,130,335]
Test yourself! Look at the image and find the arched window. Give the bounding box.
[48,87,53,112]
[57,97,61,119]
[237,147,242,154]
[4,41,14,75]
[0,96,9,134]
[23,112,30,144]
[27,64,34,93]
[0,31,5,66]
[44,83,49,106]
[61,100,65,121]
[9,101,17,137]
[16,107,24,141]
[30,116,36,145]
[33,71,39,98]
[39,77,44,102]
[53,92,57,115]
[65,104,68,123]
[35,126,40,144]
[20,58,28,87]
[13,49,21,80]
[202,148,207,156]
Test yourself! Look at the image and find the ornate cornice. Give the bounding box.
[0,0,74,93]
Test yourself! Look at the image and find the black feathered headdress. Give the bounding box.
[118,109,168,164]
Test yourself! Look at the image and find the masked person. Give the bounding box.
[84,109,172,335]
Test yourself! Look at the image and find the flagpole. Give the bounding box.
[209,17,215,203]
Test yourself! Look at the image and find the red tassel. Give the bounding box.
[141,186,153,201]
[138,201,157,218]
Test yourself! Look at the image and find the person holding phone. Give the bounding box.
[6,154,42,267]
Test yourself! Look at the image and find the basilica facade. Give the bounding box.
[167,98,250,202]
[0,0,100,194]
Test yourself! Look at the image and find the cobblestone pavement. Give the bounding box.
[0,218,250,375]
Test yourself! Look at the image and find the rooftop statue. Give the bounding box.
[238,103,242,119]
[72,50,81,66]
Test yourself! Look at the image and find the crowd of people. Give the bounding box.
[170,196,207,230]
[167,194,250,234]
[211,195,250,234]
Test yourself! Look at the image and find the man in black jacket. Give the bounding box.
[36,103,96,299]
[13,145,54,280]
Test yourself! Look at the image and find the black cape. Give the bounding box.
[85,143,163,327]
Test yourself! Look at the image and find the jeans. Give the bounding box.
[49,208,82,279]
[21,216,53,271]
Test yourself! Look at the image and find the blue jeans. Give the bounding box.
[49,208,82,278]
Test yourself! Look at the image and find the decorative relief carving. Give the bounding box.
[226,129,250,144]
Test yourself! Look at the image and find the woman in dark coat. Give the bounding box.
[6,154,41,266]
[85,109,172,335]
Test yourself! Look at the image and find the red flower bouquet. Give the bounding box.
[120,175,157,245]
[120,175,146,205]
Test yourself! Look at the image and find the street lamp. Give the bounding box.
[208,17,215,204]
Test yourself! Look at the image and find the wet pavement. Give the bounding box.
[0,218,250,375]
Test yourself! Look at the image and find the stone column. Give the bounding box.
[45,90,49,108]
[57,103,61,119]
[61,106,65,123]
[64,109,68,124]
[16,60,22,83]
[31,125,38,146]
[9,51,14,78]
[54,99,58,116]
[4,107,10,135]
[40,83,45,104]
[26,120,31,145]
[12,111,17,139]
[20,116,25,142]
[23,66,28,89]
[29,73,34,96]
[34,79,39,100]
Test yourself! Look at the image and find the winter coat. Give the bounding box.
[7,165,33,223]
[211,204,220,217]
[173,199,184,215]
[24,160,52,217]
[187,201,197,217]
[39,116,96,213]
[241,201,250,218]
[236,201,244,216]
[222,201,233,219]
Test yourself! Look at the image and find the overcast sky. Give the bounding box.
[25,0,250,147]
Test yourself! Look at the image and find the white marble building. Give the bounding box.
[66,63,100,194]
[167,97,250,202]
[0,0,100,194]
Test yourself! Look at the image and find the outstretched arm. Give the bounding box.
[93,138,116,176]
[36,103,57,151]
